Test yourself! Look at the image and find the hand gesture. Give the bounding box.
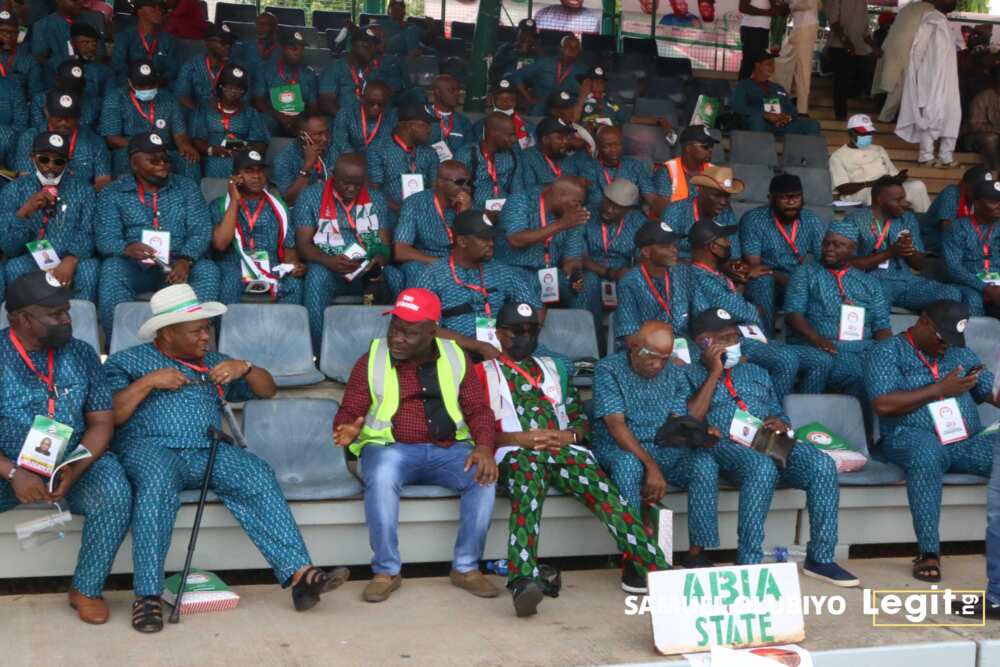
[334,416,364,447]
[227,175,243,203]
[641,465,668,504]
[124,242,157,262]
[763,416,791,433]
[18,189,56,217]
[936,367,979,398]
[813,337,838,355]
[10,468,53,504]
[209,359,249,385]
[50,460,87,500]
[464,445,498,485]
[559,206,589,230]
[451,190,472,213]
[144,368,189,391]
[701,340,728,374]
[166,258,191,285]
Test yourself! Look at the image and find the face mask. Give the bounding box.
[494,107,514,116]
[723,343,742,369]
[856,135,873,149]
[134,88,158,102]
[37,321,73,348]
[35,169,63,187]
[506,331,539,360]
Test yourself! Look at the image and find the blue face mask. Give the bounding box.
[134,88,157,102]
[856,135,873,149]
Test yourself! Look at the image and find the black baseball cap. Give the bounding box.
[452,210,502,239]
[635,220,681,248]
[973,178,1000,202]
[963,164,994,186]
[517,18,537,34]
[128,132,168,155]
[397,104,435,123]
[576,66,608,83]
[352,27,379,44]
[688,219,739,248]
[132,0,165,10]
[279,28,308,47]
[55,60,86,92]
[924,299,970,347]
[6,271,73,312]
[217,63,249,90]
[45,90,80,118]
[70,22,101,40]
[232,149,268,172]
[689,307,743,338]
[493,79,516,96]
[206,22,237,44]
[536,117,574,140]
[129,60,158,87]
[546,91,576,111]
[497,301,541,327]
[770,173,803,195]
[679,125,718,146]
[32,131,70,157]
[0,8,19,26]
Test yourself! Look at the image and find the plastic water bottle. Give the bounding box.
[484,559,509,576]
[761,546,808,564]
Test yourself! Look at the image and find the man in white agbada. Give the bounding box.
[871,0,935,122]
[895,0,962,167]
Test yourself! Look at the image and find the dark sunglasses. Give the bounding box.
[35,155,67,166]
[443,177,472,187]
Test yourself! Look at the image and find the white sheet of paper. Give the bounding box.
[838,304,865,341]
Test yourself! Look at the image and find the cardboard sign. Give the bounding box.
[648,563,805,656]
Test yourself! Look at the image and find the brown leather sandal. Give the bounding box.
[131,596,163,633]
[912,553,942,583]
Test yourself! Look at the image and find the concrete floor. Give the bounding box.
[1,556,998,666]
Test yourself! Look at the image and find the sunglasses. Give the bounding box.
[443,177,472,187]
[636,347,670,360]
[35,155,67,166]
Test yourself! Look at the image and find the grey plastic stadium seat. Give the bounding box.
[690,78,731,102]
[634,97,678,120]
[783,393,904,485]
[218,304,324,387]
[178,490,219,503]
[607,72,640,102]
[966,316,1000,374]
[0,299,100,354]
[730,130,778,167]
[731,163,774,203]
[539,309,599,387]
[979,402,1000,428]
[264,5,305,26]
[243,399,364,500]
[942,473,989,484]
[319,306,388,382]
[708,128,726,164]
[783,166,833,206]
[311,10,351,31]
[200,177,227,205]
[622,123,670,164]
[731,201,758,222]
[265,137,294,166]
[782,134,829,168]
[109,302,152,355]
[890,313,918,335]
[214,1,256,23]
[223,21,255,41]
[811,205,833,227]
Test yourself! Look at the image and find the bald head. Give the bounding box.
[484,112,517,152]
[544,176,588,215]
[635,321,674,354]
[438,159,469,181]
[333,153,367,201]
[432,75,461,110]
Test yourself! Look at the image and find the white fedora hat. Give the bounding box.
[137,284,227,341]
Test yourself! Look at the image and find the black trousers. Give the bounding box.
[739,27,771,80]
[827,47,874,119]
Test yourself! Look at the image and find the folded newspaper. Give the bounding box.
[794,422,867,472]
[163,569,240,614]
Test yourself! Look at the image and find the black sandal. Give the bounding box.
[291,566,350,612]
[684,551,716,569]
[912,553,942,583]
[132,596,163,633]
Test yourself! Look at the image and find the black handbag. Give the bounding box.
[750,428,797,469]
[655,415,719,450]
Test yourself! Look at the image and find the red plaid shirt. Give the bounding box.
[335,350,496,449]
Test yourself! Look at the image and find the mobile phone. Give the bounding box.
[300,131,313,145]
[966,364,984,377]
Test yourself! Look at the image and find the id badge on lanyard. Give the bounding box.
[27,239,61,271]
[142,229,171,266]
[600,280,618,309]
[672,338,691,364]
[738,324,768,343]
[838,304,865,341]
[475,316,500,349]
[431,140,452,162]
[485,198,506,212]
[538,266,560,304]
[17,415,73,478]
[401,173,424,199]
[729,408,762,447]
[928,397,969,444]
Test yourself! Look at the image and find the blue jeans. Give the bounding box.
[988,434,1000,604]
[360,442,496,576]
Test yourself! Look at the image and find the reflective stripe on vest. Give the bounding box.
[352,337,470,454]
[664,158,715,203]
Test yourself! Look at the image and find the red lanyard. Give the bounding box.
[154,340,224,398]
[482,147,500,196]
[640,264,672,318]
[693,261,735,292]
[871,216,891,252]
[539,197,553,267]
[773,214,801,263]
[692,200,701,222]
[276,60,299,84]
[971,217,995,274]
[905,331,939,381]
[38,185,58,238]
[432,106,453,139]
[349,63,368,99]
[360,107,382,147]
[600,218,625,265]
[139,29,158,58]
[393,134,417,172]
[543,154,561,178]
[205,56,223,87]
[957,192,971,219]
[9,331,56,418]
[723,369,749,412]
[217,103,237,138]
[827,267,852,304]
[258,39,276,59]
[499,356,554,404]
[434,195,452,243]
[555,61,571,85]
[130,91,156,126]
[137,183,159,229]
[600,161,617,185]
[449,255,491,317]
[238,198,267,251]
[0,47,14,78]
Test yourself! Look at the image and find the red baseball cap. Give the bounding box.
[383,288,442,323]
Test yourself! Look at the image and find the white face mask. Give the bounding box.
[723,343,742,369]
[494,106,514,116]
[35,168,64,187]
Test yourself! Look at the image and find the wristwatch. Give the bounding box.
[242,360,254,377]
[297,169,310,178]
[7,466,17,481]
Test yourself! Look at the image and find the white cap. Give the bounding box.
[846,114,876,135]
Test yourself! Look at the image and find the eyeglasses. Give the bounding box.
[35,155,67,166]
[636,347,670,360]
[442,177,472,187]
